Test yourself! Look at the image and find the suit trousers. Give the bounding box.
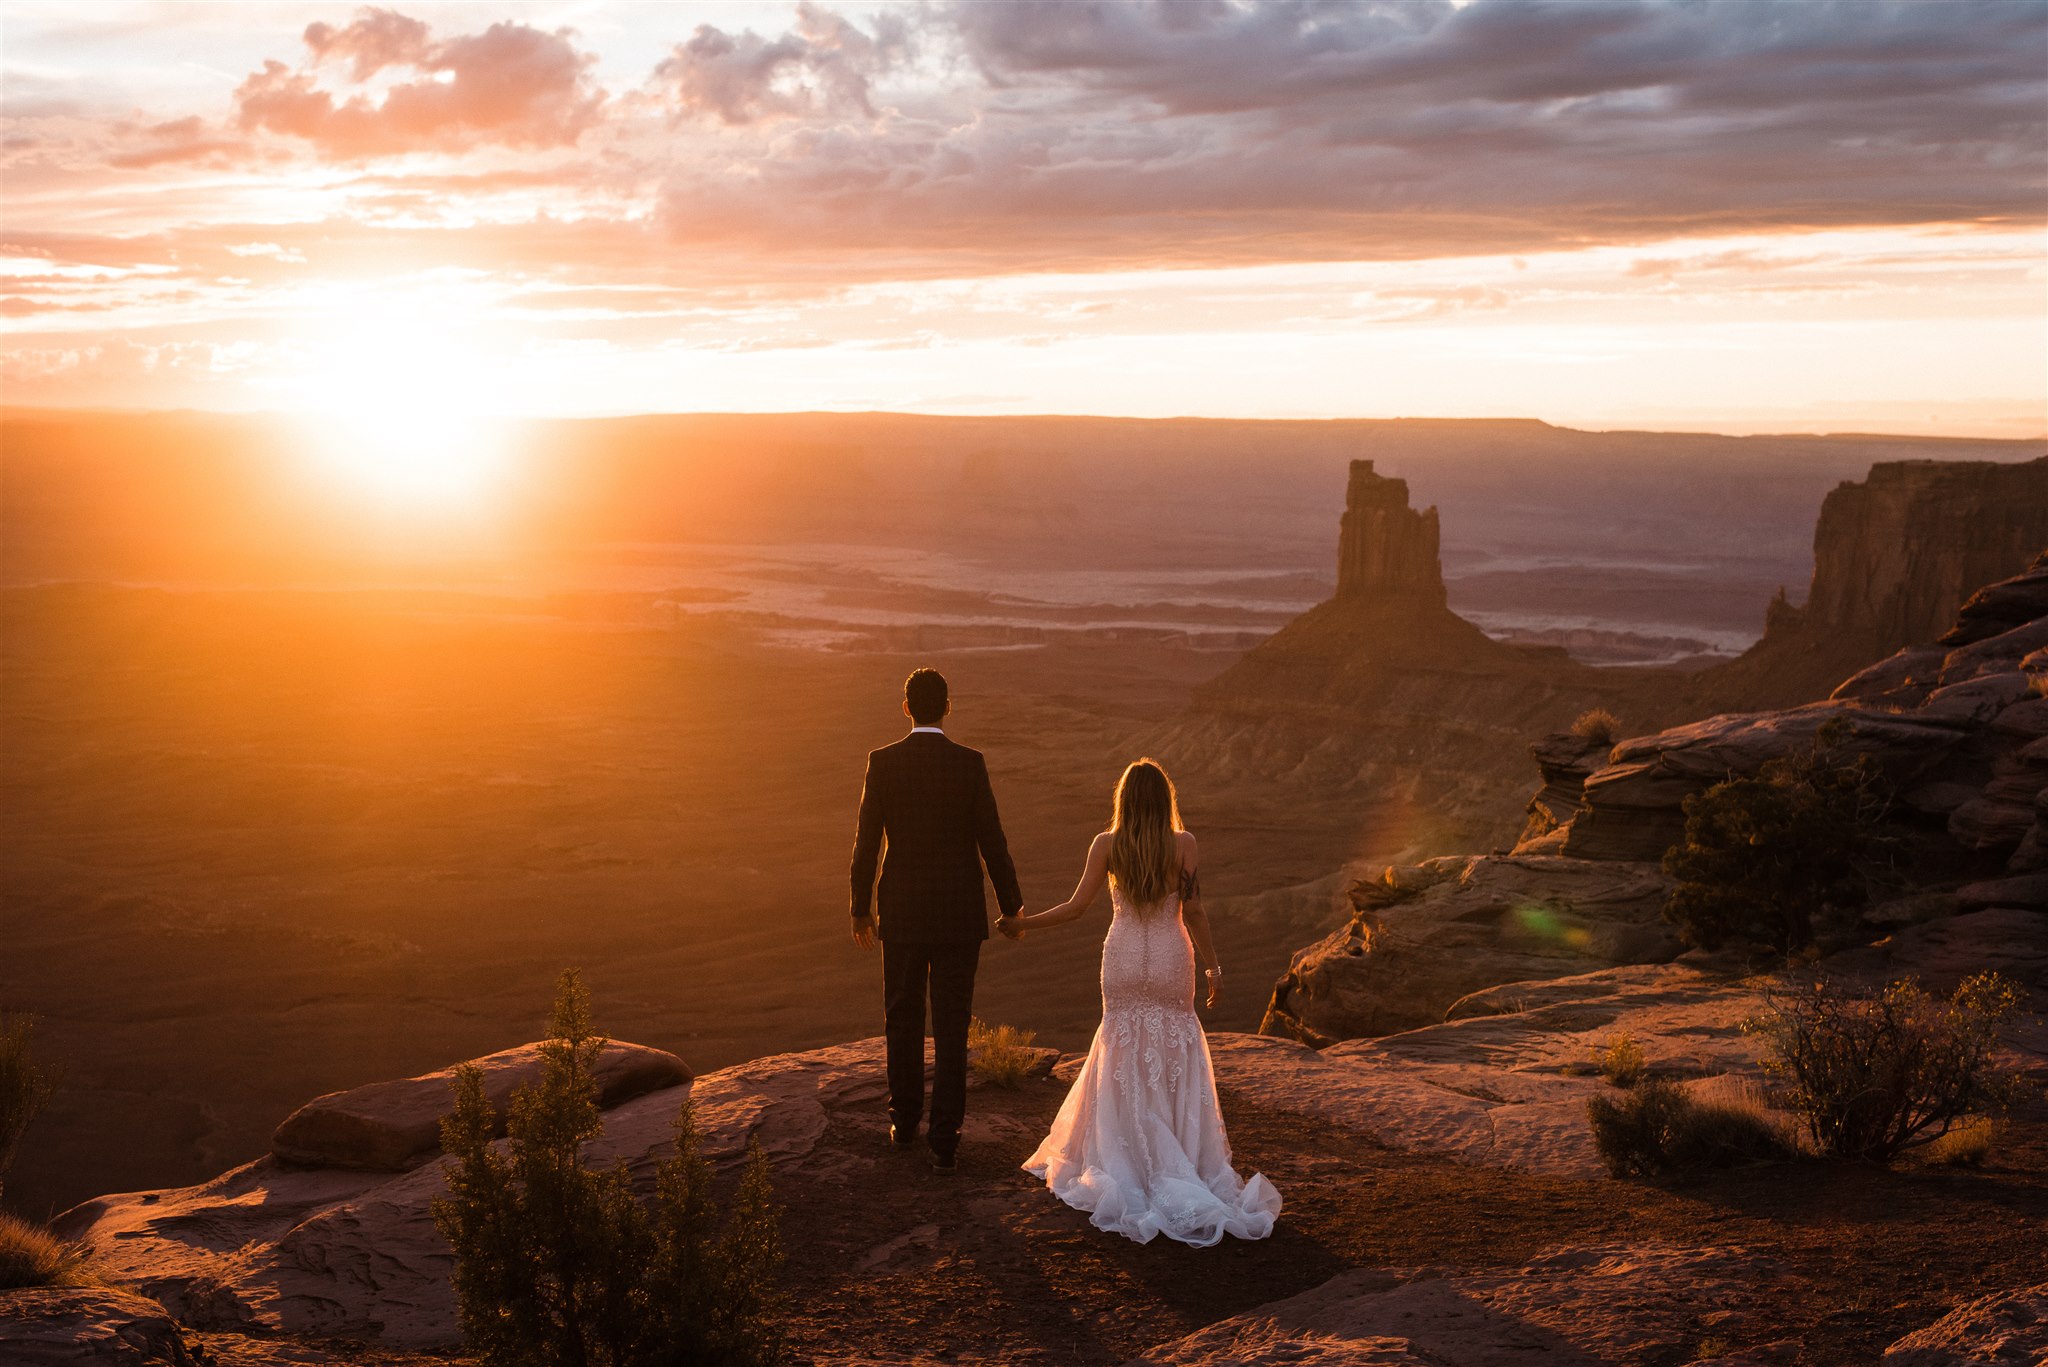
[881,939,982,1154]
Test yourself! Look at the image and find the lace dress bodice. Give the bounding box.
[1023,878,1280,1246]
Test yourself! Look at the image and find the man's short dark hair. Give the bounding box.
[905,668,948,725]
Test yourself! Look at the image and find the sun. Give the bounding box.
[290,320,513,510]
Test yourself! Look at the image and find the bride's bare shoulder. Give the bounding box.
[1176,828,1199,861]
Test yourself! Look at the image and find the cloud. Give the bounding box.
[642,0,2047,268]
[303,7,432,82]
[107,116,252,169]
[233,9,605,157]
[655,3,913,124]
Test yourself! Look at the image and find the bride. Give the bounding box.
[998,759,1280,1246]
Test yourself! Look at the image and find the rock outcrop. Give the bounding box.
[1260,855,1679,1044]
[51,1036,1036,1351]
[1697,455,2048,707]
[1883,1281,2048,1366]
[1262,552,2048,1048]
[1335,461,1446,608]
[0,1287,201,1365]
[270,1039,691,1172]
[1239,907,2048,1178]
[1126,1244,1787,1366]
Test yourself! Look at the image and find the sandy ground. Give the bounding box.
[0,585,1385,1218]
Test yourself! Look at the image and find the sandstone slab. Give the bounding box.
[0,1287,197,1365]
[270,1039,691,1172]
[1883,1281,2048,1365]
[1261,856,1679,1045]
[1125,1244,1781,1366]
[59,1038,894,1349]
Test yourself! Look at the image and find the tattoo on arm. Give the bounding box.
[1179,866,1200,902]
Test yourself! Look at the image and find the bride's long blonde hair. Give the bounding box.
[1106,759,1184,910]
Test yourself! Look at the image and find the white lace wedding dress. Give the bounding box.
[1022,884,1281,1246]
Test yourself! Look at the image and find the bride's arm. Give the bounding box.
[1178,831,1222,1007]
[1007,832,1111,931]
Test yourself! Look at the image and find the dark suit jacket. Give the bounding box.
[850,731,1023,943]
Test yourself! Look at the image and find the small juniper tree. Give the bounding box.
[434,971,784,1367]
[1662,722,1891,956]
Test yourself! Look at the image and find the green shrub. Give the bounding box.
[968,1018,1040,1088]
[1751,971,2025,1163]
[434,971,785,1367]
[0,1011,57,1203]
[0,1211,97,1291]
[1587,1077,1794,1177]
[1662,724,1891,955]
[1570,708,1621,745]
[1596,1033,1646,1088]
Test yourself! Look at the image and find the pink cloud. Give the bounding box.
[234,10,605,158]
[656,3,912,125]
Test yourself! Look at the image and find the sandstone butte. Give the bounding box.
[6,453,2047,1366]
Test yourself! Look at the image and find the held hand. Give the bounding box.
[852,915,877,951]
[996,914,1024,940]
[1203,966,1222,1009]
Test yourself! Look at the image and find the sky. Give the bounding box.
[2,0,2045,434]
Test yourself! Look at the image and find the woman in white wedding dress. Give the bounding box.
[999,759,1280,1246]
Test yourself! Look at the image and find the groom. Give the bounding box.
[849,667,1023,1173]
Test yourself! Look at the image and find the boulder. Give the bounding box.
[1939,549,2048,647]
[1956,873,2048,914]
[1517,732,1611,845]
[1883,1281,2048,1366]
[1831,646,1946,706]
[0,1287,198,1365]
[270,1039,691,1172]
[1126,1244,1784,1367]
[1259,857,1679,1045]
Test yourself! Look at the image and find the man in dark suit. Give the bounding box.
[850,667,1023,1173]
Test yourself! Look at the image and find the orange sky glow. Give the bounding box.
[3,0,2044,436]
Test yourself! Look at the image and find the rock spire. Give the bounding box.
[1334,459,1447,609]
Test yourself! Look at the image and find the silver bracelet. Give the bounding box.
[1205,966,1223,978]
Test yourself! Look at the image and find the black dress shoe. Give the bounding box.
[927,1145,957,1175]
[889,1124,917,1149]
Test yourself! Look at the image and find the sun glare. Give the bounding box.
[290,321,512,510]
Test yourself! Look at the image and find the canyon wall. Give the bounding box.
[1695,455,2048,708]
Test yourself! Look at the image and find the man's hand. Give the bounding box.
[996,914,1024,941]
[852,915,877,951]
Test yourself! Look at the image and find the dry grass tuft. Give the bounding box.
[1597,1033,1647,1088]
[968,1018,1040,1088]
[1588,1076,1797,1178]
[1926,1116,2002,1168]
[0,1211,98,1291]
[1570,708,1622,745]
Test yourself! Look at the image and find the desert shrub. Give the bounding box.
[1751,972,2025,1163]
[1587,1077,1794,1178]
[968,1018,1040,1088]
[434,970,785,1367]
[1596,1033,1646,1088]
[0,1210,97,1291]
[1662,724,1892,955]
[1570,708,1621,745]
[1925,1116,2001,1168]
[0,1010,56,1204]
